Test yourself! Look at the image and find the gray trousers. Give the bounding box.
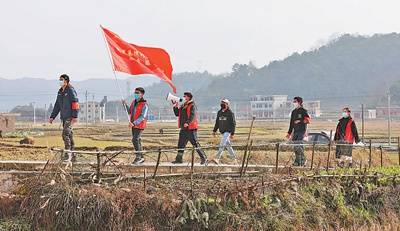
[335,140,353,158]
[62,118,74,150]
[292,132,306,165]
[132,128,144,158]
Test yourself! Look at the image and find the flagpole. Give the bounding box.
[100,25,131,122]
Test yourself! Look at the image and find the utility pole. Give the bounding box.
[103,102,106,123]
[32,102,36,126]
[85,90,88,128]
[44,104,47,123]
[361,104,364,143]
[388,91,392,146]
[116,103,119,123]
[234,102,237,117]
[92,94,95,124]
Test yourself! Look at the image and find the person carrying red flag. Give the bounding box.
[123,87,148,165]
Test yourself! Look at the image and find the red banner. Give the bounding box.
[101,26,176,93]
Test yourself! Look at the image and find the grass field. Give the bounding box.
[0,119,399,168]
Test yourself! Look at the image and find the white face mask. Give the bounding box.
[342,112,349,118]
[293,102,299,108]
[59,80,65,87]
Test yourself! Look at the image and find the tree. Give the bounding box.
[390,80,400,104]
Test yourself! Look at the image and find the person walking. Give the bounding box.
[212,98,237,165]
[286,96,311,166]
[123,87,148,165]
[334,107,360,167]
[171,92,208,165]
[49,74,79,161]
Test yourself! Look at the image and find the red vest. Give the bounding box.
[344,119,354,143]
[178,103,198,130]
[130,101,147,129]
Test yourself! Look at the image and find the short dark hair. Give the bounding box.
[60,74,70,83]
[135,87,145,94]
[293,96,303,105]
[184,92,193,99]
[343,107,351,113]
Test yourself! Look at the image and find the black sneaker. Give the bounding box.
[200,159,208,166]
[132,157,145,165]
[300,160,307,167]
[348,162,353,168]
[172,159,183,164]
[61,151,69,161]
[70,153,77,162]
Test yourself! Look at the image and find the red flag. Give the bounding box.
[101,26,176,93]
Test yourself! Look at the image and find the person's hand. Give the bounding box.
[48,118,54,124]
[121,99,127,105]
[128,121,135,128]
[212,132,216,137]
[294,119,301,124]
[285,133,291,140]
[172,100,178,107]
[230,134,234,139]
[183,123,189,128]
[71,118,78,124]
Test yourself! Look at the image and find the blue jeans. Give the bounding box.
[215,132,236,159]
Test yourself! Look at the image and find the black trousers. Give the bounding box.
[176,129,207,161]
[131,128,144,158]
[335,140,353,158]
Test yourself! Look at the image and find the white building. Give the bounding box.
[250,95,291,118]
[303,101,321,118]
[250,95,321,119]
[79,101,106,123]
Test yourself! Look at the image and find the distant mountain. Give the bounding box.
[2,33,400,112]
[194,33,400,110]
[0,76,158,112]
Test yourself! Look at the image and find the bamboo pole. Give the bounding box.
[369,140,372,168]
[153,148,162,179]
[326,130,333,171]
[275,143,280,174]
[310,143,315,170]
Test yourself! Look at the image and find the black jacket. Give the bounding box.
[213,108,236,135]
[50,85,79,120]
[288,107,310,134]
[173,101,196,128]
[334,117,360,143]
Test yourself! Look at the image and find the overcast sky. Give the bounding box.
[1,0,400,81]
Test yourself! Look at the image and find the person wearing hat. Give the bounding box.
[49,74,80,161]
[171,92,208,165]
[212,98,237,165]
[286,96,310,166]
[334,107,360,167]
[122,87,148,165]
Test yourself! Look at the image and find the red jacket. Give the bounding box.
[174,101,198,130]
[334,117,360,143]
[129,100,148,130]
